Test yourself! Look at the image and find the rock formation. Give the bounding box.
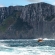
[0,2,55,39]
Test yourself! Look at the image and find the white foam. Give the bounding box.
[0,51,19,55]
[0,43,7,47]
[33,38,55,40]
[0,39,55,55]
[43,38,55,40]
[0,46,55,55]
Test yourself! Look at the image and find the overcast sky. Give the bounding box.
[0,0,55,7]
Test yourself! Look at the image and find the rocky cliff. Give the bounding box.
[0,2,55,39]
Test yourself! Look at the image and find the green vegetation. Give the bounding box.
[0,10,21,32]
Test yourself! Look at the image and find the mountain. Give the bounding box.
[0,2,55,39]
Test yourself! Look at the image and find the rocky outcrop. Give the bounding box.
[0,2,55,39]
[0,6,23,23]
[20,2,55,38]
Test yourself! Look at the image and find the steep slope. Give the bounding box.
[20,2,55,38]
[0,2,55,39]
[0,9,32,39]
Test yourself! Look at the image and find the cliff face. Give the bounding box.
[0,2,55,39]
[0,6,23,23]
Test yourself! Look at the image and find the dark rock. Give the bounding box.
[0,2,55,39]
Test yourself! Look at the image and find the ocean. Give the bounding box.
[0,39,55,55]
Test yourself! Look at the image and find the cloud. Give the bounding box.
[27,0,42,3]
[0,5,4,7]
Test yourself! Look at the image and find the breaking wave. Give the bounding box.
[0,39,55,55]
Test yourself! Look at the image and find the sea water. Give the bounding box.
[0,39,55,55]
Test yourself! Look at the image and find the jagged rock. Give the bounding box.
[0,2,55,39]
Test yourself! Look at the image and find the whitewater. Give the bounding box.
[0,39,55,55]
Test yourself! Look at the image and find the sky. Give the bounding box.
[0,0,55,7]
